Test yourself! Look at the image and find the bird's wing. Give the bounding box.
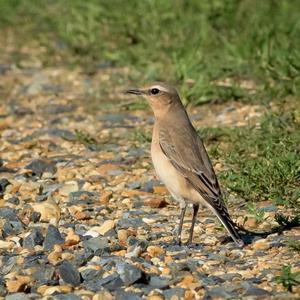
[159,125,224,208]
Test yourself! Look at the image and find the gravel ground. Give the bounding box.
[0,66,299,300]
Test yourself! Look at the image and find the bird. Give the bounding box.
[125,82,244,247]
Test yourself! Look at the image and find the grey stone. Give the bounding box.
[58,261,81,286]
[0,208,17,219]
[84,273,119,292]
[163,288,185,300]
[141,180,162,193]
[118,218,149,229]
[219,273,242,281]
[10,104,33,116]
[25,159,57,176]
[127,148,145,158]
[43,128,76,141]
[5,293,30,300]
[23,251,48,268]
[107,169,124,176]
[126,182,141,190]
[98,113,139,124]
[244,287,271,297]
[83,237,109,252]
[3,218,24,236]
[81,269,104,281]
[1,256,18,275]
[116,262,142,286]
[30,211,41,223]
[7,196,19,205]
[115,291,143,300]
[23,227,44,248]
[43,225,64,251]
[205,287,234,299]
[69,191,99,205]
[44,104,76,114]
[149,276,171,288]
[102,275,124,291]
[33,265,56,285]
[0,178,10,192]
[258,205,278,212]
[53,294,82,300]
[25,73,50,95]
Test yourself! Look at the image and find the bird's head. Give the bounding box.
[125,82,182,117]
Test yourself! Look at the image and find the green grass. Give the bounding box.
[199,109,300,206]
[276,265,300,292]
[0,0,299,104]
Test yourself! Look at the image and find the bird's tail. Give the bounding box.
[212,207,244,247]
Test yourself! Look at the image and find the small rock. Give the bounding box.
[147,245,165,257]
[64,229,80,246]
[25,159,57,176]
[59,181,79,196]
[95,220,115,235]
[163,288,185,300]
[44,225,65,251]
[92,290,114,300]
[117,229,128,246]
[0,240,14,249]
[115,290,142,300]
[116,262,142,286]
[37,285,72,296]
[5,293,31,300]
[30,211,41,223]
[108,169,124,176]
[6,276,31,293]
[153,186,168,194]
[44,128,76,141]
[58,261,82,286]
[45,104,76,114]
[252,239,270,250]
[32,201,61,223]
[3,218,24,236]
[141,180,162,193]
[53,294,82,300]
[83,237,109,253]
[68,191,99,205]
[99,191,112,204]
[33,265,56,285]
[84,273,119,292]
[150,276,171,289]
[0,178,10,192]
[144,198,168,208]
[23,227,44,248]
[0,208,17,218]
[126,182,141,190]
[244,286,271,297]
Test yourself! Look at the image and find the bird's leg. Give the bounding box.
[176,204,187,245]
[187,203,199,246]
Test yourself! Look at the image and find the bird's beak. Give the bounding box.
[125,89,144,95]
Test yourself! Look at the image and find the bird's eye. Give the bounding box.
[150,88,160,95]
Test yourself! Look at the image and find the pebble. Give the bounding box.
[43,224,65,251]
[116,262,143,286]
[32,201,61,223]
[23,227,44,248]
[58,261,82,286]
[252,239,271,250]
[94,220,115,235]
[83,237,109,252]
[25,159,57,176]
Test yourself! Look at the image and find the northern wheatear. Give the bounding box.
[126,83,244,247]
